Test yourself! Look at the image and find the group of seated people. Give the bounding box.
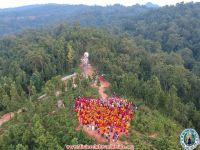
[74,97,134,142]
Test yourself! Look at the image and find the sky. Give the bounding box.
[0,0,199,8]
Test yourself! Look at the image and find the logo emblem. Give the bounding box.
[180,128,199,150]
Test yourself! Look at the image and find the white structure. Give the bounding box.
[57,100,65,108]
[84,52,89,58]
[81,52,90,78]
[61,73,77,81]
[37,94,47,101]
[82,52,89,65]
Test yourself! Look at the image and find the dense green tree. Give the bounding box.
[144,76,162,108]
[66,42,75,70]
[31,71,43,92]
[16,144,28,150]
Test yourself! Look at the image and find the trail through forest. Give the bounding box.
[0,109,22,127]
[0,113,14,126]
[98,76,110,99]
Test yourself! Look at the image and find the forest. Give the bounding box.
[0,2,200,150]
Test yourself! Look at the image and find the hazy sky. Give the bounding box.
[0,0,199,8]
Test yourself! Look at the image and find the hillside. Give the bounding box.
[0,4,151,35]
[1,2,200,75]
[0,2,200,150]
[0,25,199,149]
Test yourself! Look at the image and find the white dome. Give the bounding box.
[84,52,89,58]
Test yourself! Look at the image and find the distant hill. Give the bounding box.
[1,2,200,62]
[0,4,43,12]
[0,4,151,35]
[122,2,200,60]
[144,2,160,8]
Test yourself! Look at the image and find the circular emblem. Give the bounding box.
[180,128,199,150]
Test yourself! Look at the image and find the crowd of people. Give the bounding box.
[74,97,134,142]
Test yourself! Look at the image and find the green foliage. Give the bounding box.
[0,14,200,149]
[31,71,43,92]
[152,135,182,150]
[16,144,28,150]
[0,74,95,149]
[132,106,182,135]
[131,106,182,149]
[66,42,75,70]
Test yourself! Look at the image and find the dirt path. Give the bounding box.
[0,113,14,127]
[0,109,22,127]
[98,76,110,99]
[81,63,110,99]
[80,63,94,77]
[83,126,107,143]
